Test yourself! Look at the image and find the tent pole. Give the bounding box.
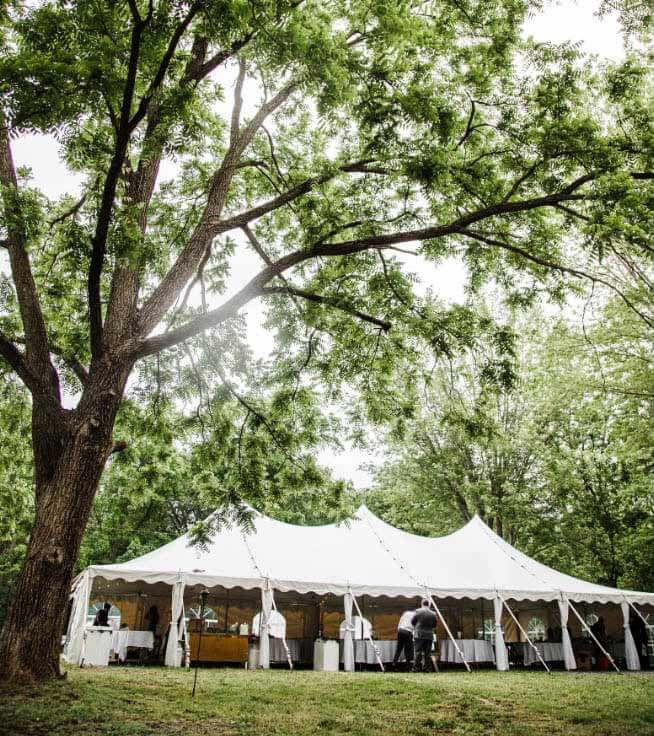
[498,593,550,673]
[426,593,471,672]
[270,588,293,670]
[351,593,384,671]
[566,597,620,673]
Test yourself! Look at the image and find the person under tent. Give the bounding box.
[93,602,112,627]
[392,609,414,670]
[411,599,437,673]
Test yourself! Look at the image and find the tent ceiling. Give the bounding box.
[88,505,654,605]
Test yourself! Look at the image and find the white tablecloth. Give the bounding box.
[338,640,396,664]
[523,642,564,665]
[111,630,154,662]
[439,639,495,664]
[269,638,315,662]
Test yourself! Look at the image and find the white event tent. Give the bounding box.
[64,505,654,672]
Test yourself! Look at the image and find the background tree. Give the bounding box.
[0,0,652,681]
[367,298,654,592]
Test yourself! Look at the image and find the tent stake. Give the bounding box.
[566,597,620,673]
[427,593,471,672]
[497,593,550,673]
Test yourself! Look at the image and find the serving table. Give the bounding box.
[439,639,495,664]
[522,642,564,666]
[338,640,396,664]
[111,630,154,662]
[83,626,113,666]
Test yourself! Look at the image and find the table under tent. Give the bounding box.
[63,506,654,672]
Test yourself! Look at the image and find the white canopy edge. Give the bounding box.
[84,503,654,606]
[86,563,654,605]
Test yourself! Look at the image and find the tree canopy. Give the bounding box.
[0,0,652,680]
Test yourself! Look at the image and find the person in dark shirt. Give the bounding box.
[411,599,437,672]
[631,614,649,669]
[145,605,160,634]
[93,602,112,627]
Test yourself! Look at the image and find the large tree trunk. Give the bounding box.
[0,359,129,683]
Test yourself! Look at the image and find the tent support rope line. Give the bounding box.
[351,593,385,671]
[628,600,651,627]
[358,508,470,672]
[566,597,620,673]
[427,593,472,672]
[497,592,550,673]
[241,532,293,670]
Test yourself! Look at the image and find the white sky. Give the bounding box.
[10,1,625,488]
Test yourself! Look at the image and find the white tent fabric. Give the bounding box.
[557,599,577,671]
[63,569,91,665]
[252,610,286,639]
[258,583,272,669]
[339,616,372,640]
[621,601,641,671]
[343,591,355,672]
[87,506,654,606]
[493,596,509,671]
[165,578,186,667]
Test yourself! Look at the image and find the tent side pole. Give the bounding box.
[270,589,293,670]
[351,593,384,671]
[427,593,471,672]
[498,594,550,673]
[566,597,620,673]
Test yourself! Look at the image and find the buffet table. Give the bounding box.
[523,642,564,666]
[269,638,314,663]
[111,630,154,662]
[439,639,495,664]
[338,639,396,664]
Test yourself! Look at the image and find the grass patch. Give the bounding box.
[0,667,653,736]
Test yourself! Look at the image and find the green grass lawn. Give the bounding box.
[1,666,653,736]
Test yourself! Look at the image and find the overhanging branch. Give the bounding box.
[133,174,602,358]
[261,286,391,331]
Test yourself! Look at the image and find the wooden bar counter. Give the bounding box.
[188,621,248,664]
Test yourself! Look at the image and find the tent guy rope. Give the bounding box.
[497,592,551,673]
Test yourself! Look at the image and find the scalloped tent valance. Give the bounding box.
[85,505,654,605]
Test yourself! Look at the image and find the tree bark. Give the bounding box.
[0,360,129,683]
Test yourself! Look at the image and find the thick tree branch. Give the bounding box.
[132,174,600,357]
[0,333,39,391]
[0,121,60,400]
[212,160,388,234]
[88,10,149,356]
[11,336,89,386]
[128,1,203,131]
[231,57,247,144]
[193,33,255,81]
[137,80,299,337]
